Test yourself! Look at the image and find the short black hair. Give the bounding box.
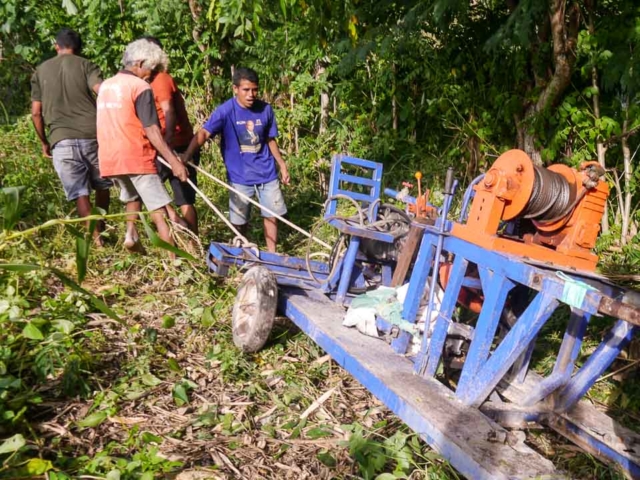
[233,67,259,86]
[140,35,163,49]
[55,28,82,53]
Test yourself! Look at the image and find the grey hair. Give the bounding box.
[122,39,168,72]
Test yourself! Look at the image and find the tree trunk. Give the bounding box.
[290,91,299,154]
[315,62,329,134]
[519,0,580,166]
[586,2,609,233]
[621,105,632,245]
[392,63,398,131]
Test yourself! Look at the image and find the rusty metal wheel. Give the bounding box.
[232,266,278,353]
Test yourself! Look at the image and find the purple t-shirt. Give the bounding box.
[202,98,279,186]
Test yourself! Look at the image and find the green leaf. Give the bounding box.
[141,373,162,387]
[0,433,25,454]
[50,268,122,323]
[77,410,108,429]
[139,215,196,261]
[52,319,75,335]
[172,383,189,406]
[201,307,215,327]
[316,450,337,467]
[306,427,333,439]
[167,358,181,372]
[139,472,154,480]
[22,322,44,340]
[65,224,90,284]
[0,263,40,273]
[105,469,121,480]
[161,315,175,328]
[1,186,24,231]
[144,327,158,343]
[141,431,163,444]
[25,458,54,475]
[375,474,399,480]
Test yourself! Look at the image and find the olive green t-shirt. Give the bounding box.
[30,54,102,147]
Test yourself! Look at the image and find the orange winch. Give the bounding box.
[451,149,609,271]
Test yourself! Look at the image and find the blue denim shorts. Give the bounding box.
[52,139,112,201]
[229,179,287,225]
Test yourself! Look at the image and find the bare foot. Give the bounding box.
[123,235,145,254]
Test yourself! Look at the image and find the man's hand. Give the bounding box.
[42,142,52,158]
[280,164,290,185]
[170,155,189,182]
[177,151,190,164]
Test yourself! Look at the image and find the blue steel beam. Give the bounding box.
[279,288,557,480]
[555,319,636,412]
[456,270,515,394]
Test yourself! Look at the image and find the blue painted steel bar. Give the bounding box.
[333,154,383,170]
[384,188,416,205]
[279,289,557,479]
[327,155,383,219]
[335,236,361,304]
[554,416,640,479]
[326,219,396,243]
[459,174,484,223]
[461,277,483,289]
[421,255,469,377]
[381,264,393,287]
[523,309,590,406]
[391,233,436,354]
[555,319,636,412]
[333,189,379,204]
[415,169,455,376]
[512,340,537,384]
[456,287,559,407]
[456,270,515,396]
[337,172,378,187]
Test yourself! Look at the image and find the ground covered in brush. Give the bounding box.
[1,119,638,479]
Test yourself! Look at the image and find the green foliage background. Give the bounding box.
[1,0,640,478]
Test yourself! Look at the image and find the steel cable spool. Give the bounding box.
[522,166,574,221]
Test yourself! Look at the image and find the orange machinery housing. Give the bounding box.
[451,149,609,272]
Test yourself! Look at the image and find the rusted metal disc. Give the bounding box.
[232,266,278,353]
[489,149,536,220]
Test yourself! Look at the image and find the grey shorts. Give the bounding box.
[229,179,287,225]
[52,139,112,201]
[110,174,172,212]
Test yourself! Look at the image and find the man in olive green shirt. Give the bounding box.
[31,28,111,244]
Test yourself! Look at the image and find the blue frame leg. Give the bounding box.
[391,233,436,354]
[523,308,590,406]
[456,269,514,397]
[336,237,361,304]
[554,320,636,412]
[417,255,469,377]
[456,289,559,407]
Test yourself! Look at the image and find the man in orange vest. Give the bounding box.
[142,36,199,235]
[96,39,187,252]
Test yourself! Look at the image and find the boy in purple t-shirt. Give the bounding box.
[182,67,289,252]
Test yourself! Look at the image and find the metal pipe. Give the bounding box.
[417,167,456,376]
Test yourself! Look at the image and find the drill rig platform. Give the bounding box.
[207,151,640,479]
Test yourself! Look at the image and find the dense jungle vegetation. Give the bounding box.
[0,0,640,478]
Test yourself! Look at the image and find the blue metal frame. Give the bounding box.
[207,153,640,478]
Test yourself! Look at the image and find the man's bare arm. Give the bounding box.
[181,129,211,164]
[268,138,289,185]
[31,101,51,158]
[143,124,188,182]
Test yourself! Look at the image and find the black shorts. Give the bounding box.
[155,147,199,207]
